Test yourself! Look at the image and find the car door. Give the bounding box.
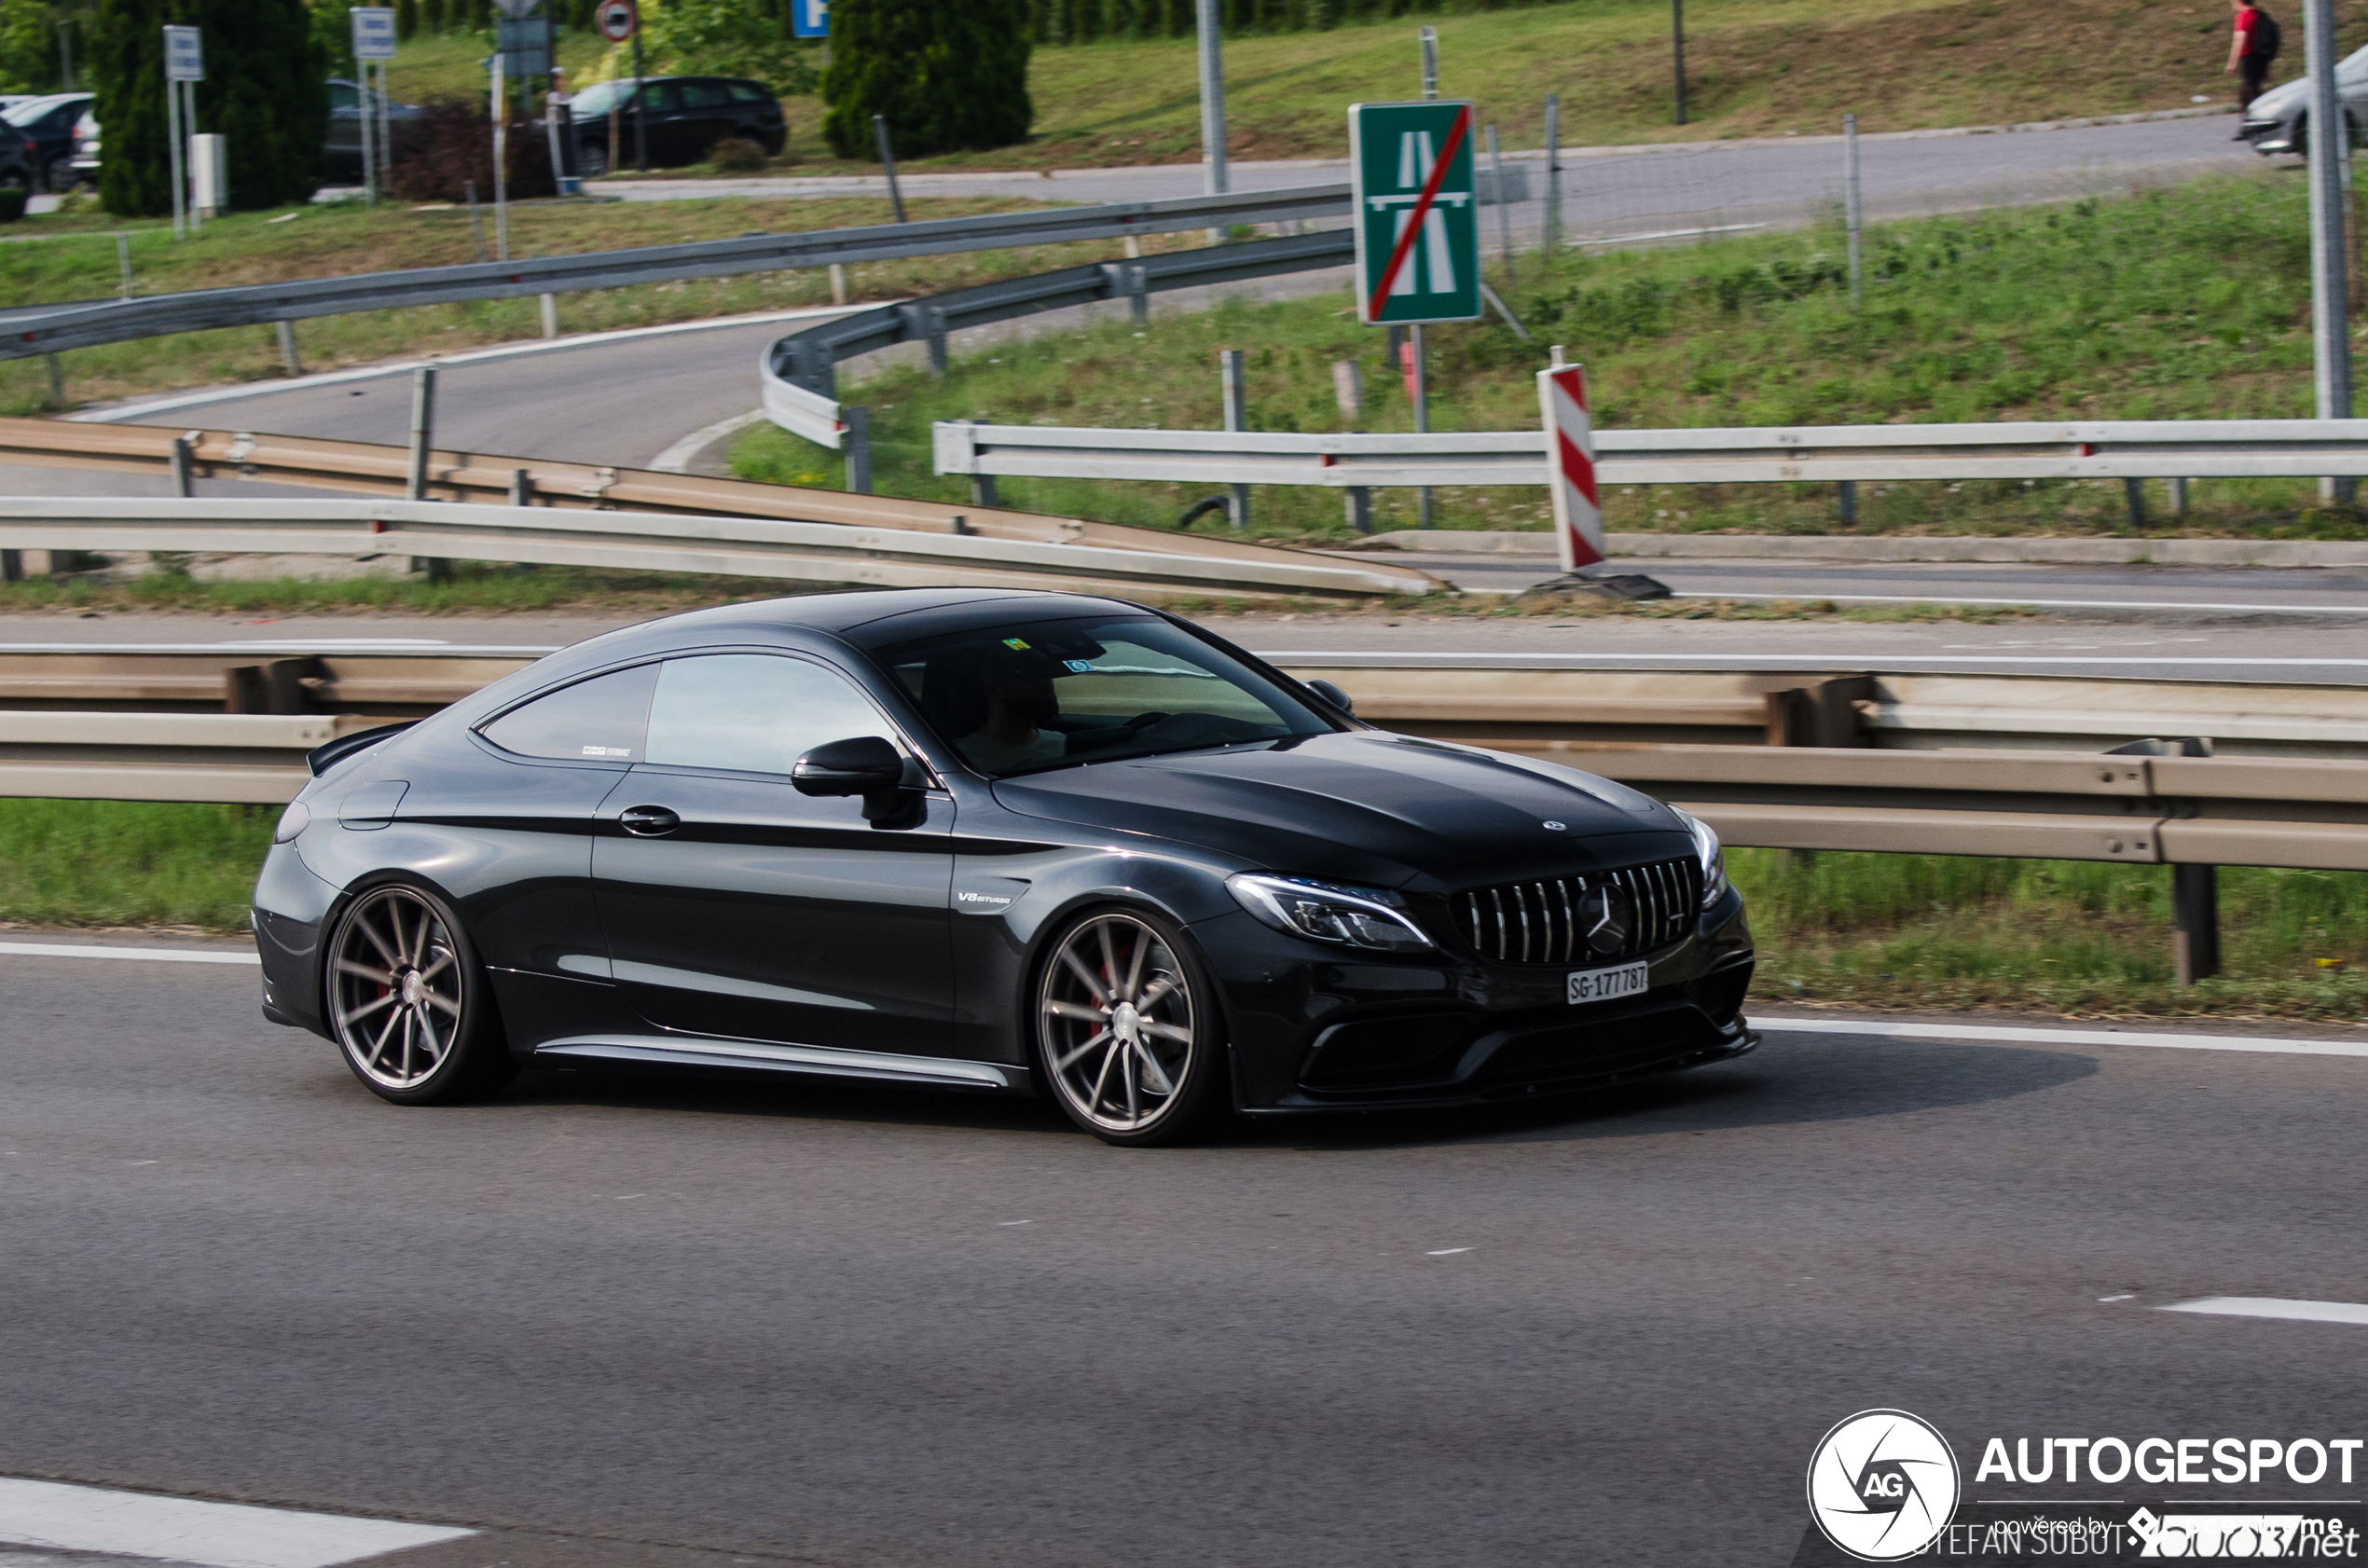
[324,79,361,171]
[592,651,957,1054]
[672,78,736,159]
[632,79,688,165]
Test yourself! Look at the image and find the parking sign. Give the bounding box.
[791,0,828,37]
[350,7,396,61]
[1347,100,1480,325]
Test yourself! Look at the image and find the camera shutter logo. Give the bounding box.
[1806,1409,1961,1561]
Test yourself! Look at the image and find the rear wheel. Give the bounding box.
[326,883,515,1104]
[577,142,609,178]
[1034,908,1228,1147]
[42,156,74,194]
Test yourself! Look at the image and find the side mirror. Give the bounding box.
[792,735,924,828]
[792,735,904,797]
[1304,679,1356,718]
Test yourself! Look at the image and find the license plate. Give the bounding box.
[1567,960,1649,1005]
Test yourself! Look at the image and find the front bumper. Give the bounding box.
[1204,890,1759,1114]
[2240,115,2299,154]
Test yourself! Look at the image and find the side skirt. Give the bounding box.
[532,1033,1023,1092]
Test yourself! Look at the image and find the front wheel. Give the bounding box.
[1035,908,1229,1147]
[326,883,515,1104]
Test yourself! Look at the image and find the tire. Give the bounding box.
[1032,906,1230,1147]
[324,882,516,1105]
[577,142,608,178]
[42,156,74,194]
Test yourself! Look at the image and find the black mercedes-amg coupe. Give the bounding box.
[252,590,1756,1145]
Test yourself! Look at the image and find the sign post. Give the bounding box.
[592,0,637,176]
[162,26,203,238]
[350,7,396,205]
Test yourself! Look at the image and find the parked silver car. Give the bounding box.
[2238,42,2368,153]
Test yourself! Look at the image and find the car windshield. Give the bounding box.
[570,79,634,117]
[870,615,1333,777]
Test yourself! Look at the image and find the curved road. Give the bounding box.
[1,941,2364,1566]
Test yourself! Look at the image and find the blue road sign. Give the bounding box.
[792,0,829,37]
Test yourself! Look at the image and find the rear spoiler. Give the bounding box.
[306,721,418,777]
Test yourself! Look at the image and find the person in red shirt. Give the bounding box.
[2226,0,2272,120]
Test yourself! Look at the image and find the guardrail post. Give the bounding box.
[927,307,947,378]
[830,263,847,307]
[0,550,18,584]
[276,321,300,377]
[2171,476,2190,516]
[1345,488,1373,534]
[2173,863,2221,985]
[510,468,531,506]
[1220,349,1249,530]
[2123,477,2146,529]
[1837,480,1857,528]
[406,365,436,502]
[170,435,195,498]
[539,295,558,339]
[41,352,63,408]
[845,405,873,493]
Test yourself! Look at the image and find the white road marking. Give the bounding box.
[650,408,766,473]
[2098,1293,2135,1302]
[1673,591,2368,616]
[65,303,879,424]
[0,942,258,967]
[1755,1017,2368,1058]
[0,1478,473,1568]
[1425,1248,1472,1257]
[2158,1297,2368,1326]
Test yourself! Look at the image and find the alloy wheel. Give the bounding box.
[1038,913,1197,1135]
[329,886,467,1092]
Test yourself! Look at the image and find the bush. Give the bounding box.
[708,135,770,172]
[388,97,558,204]
[89,0,327,217]
[0,186,23,224]
[822,0,1032,159]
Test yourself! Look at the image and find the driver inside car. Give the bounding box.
[957,650,1070,773]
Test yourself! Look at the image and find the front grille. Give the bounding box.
[1449,857,1699,967]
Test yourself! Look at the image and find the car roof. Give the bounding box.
[3,92,88,122]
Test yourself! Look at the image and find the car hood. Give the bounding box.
[989,730,1691,891]
[2251,62,2368,121]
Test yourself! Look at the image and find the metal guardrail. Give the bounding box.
[761,229,1358,448]
[931,418,2368,490]
[5,689,2362,874]
[0,497,1428,602]
[0,184,1354,361]
[0,416,1441,598]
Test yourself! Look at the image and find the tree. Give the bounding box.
[0,1,76,95]
[821,0,1030,160]
[89,0,328,216]
[591,0,819,98]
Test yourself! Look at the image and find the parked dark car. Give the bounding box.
[0,115,34,194]
[250,590,1758,1147]
[3,91,89,192]
[323,77,427,185]
[564,74,785,175]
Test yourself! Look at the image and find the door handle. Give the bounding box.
[618,805,680,837]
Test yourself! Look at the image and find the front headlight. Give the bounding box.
[1674,808,1728,909]
[1226,873,1435,954]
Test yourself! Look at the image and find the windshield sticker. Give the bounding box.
[1001,638,1032,651]
[1063,659,1095,673]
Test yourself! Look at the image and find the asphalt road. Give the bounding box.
[600,111,2264,243]
[5,946,2367,1566]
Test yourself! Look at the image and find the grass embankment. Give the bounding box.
[735,174,2368,542]
[0,563,815,617]
[0,191,1206,417]
[536,0,2328,177]
[7,800,2358,1020]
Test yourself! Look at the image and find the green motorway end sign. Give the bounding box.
[1348,100,1482,326]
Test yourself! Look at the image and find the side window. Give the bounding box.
[478,664,657,762]
[643,654,893,777]
[678,79,730,107]
[638,81,681,112]
[727,82,769,103]
[329,82,360,110]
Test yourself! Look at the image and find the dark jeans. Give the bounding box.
[2239,53,2270,113]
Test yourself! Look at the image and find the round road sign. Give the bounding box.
[594,0,638,42]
